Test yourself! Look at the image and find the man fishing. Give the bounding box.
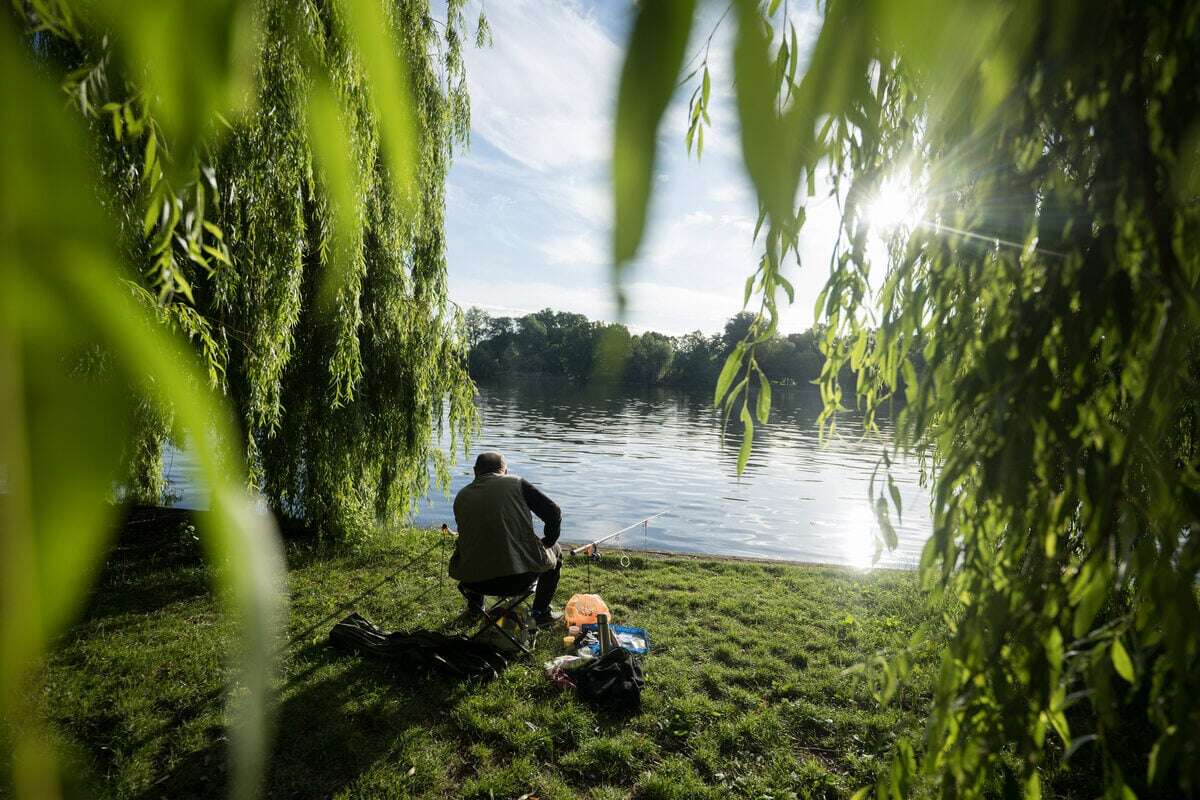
[450,451,564,629]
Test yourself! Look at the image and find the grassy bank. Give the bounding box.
[36,509,943,799]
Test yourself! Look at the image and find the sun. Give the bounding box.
[865,174,924,233]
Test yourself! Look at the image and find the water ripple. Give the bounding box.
[413,383,932,570]
[162,383,933,569]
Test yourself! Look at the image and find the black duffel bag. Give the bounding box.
[329,612,509,681]
[574,646,644,708]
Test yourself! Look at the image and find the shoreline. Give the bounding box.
[555,539,918,574]
[118,504,919,573]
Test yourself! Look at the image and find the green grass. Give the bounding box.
[36,508,944,799]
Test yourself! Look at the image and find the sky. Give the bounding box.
[442,0,840,336]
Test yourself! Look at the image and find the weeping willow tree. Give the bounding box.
[6,2,480,796]
[209,1,478,541]
[615,0,1199,797]
[21,0,479,542]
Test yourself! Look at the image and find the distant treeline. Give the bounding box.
[464,307,858,387]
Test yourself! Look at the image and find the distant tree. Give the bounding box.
[551,311,601,380]
[464,306,491,349]
[720,311,756,358]
[509,309,593,379]
[670,331,723,386]
[628,332,675,384]
[782,331,824,385]
[464,307,498,378]
[484,315,510,338]
[755,337,797,384]
[515,313,551,373]
[593,322,632,383]
[461,307,840,390]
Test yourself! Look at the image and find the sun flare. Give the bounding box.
[865,175,924,233]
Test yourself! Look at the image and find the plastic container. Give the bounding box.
[578,624,650,656]
[564,594,610,627]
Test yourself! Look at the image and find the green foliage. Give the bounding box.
[612,0,696,285]
[4,0,483,795]
[208,0,477,542]
[615,0,1200,796]
[464,306,856,390]
[627,331,676,385]
[2,9,287,799]
[25,0,479,541]
[123,399,170,505]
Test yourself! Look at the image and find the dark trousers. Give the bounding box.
[459,553,562,614]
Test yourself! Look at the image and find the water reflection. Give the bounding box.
[163,383,933,568]
[412,382,932,569]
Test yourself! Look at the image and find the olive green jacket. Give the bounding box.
[450,473,558,583]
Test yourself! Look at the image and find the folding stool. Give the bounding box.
[469,580,538,656]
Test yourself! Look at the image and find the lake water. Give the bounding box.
[412,382,932,569]
[165,383,933,569]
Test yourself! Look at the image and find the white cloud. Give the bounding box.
[621,281,745,333]
[444,1,834,337]
[450,276,619,324]
[707,181,750,204]
[552,176,611,226]
[462,0,620,173]
[540,232,607,266]
[640,207,758,273]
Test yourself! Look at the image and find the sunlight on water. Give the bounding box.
[411,383,933,570]
[164,383,934,569]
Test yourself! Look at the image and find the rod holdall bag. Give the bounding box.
[574,645,644,707]
[329,612,509,681]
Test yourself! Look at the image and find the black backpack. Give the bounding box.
[574,646,644,707]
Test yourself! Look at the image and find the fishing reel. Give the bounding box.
[571,512,668,568]
[571,543,604,562]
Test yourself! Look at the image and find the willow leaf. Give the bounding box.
[756,365,772,424]
[737,404,754,476]
[612,0,696,272]
[337,0,418,213]
[715,345,745,406]
[1111,639,1134,683]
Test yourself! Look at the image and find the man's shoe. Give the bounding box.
[530,609,563,629]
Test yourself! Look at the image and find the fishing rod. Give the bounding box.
[286,536,444,649]
[289,525,459,644]
[569,511,669,556]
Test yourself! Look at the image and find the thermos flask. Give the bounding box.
[596,613,612,655]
